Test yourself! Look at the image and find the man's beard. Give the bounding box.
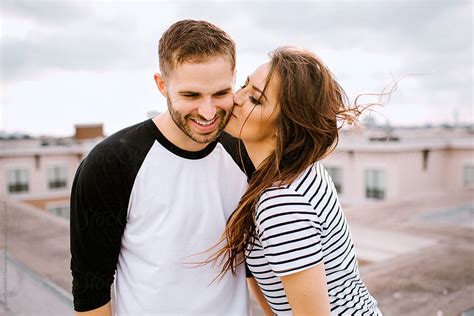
[167,96,232,144]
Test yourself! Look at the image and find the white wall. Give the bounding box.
[0,153,82,200]
[322,146,473,205]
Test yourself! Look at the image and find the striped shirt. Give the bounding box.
[246,162,381,315]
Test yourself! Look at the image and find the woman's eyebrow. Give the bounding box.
[247,76,268,101]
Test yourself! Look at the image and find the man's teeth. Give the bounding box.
[194,119,215,126]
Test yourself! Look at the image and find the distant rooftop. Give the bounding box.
[0,131,33,140]
[0,134,103,157]
[338,125,473,151]
[0,124,105,157]
[1,124,472,156]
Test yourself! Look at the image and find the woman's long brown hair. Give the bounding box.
[207,46,371,278]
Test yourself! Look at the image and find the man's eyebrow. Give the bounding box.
[214,87,233,94]
[247,76,268,101]
[177,88,232,95]
[178,91,200,95]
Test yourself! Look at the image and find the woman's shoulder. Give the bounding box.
[255,161,337,216]
[255,186,314,228]
[257,185,305,208]
[275,161,333,194]
[290,161,337,194]
[258,162,319,200]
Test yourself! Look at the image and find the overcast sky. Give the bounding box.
[1,0,472,137]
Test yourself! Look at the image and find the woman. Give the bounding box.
[213,46,382,315]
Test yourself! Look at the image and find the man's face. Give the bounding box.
[159,56,235,144]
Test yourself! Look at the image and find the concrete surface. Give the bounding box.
[0,253,72,316]
[0,189,473,315]
[347,190,474,316]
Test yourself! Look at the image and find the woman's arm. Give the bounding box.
[247,277,274,316]
[280,263,331,316]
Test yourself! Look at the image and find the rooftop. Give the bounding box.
[0,137,100,157]
[336,125,474,151]
[1,125,473,158]
[1,188,473,315]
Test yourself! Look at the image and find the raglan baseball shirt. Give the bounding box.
[70,118,254,315]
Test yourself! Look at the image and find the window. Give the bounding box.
[422,149,430,171]
[326,167,343,193]
[7,169,29,193]
[47,166,67,189]
[47,204,70,219]
[464,165,474,187]
[364,169,386,200]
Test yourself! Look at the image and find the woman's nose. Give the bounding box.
[233,89,244,107]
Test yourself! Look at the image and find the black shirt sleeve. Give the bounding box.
[70,150,127,311]
[70,120,156,312]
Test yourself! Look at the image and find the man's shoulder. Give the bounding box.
[216,131,243,161]
[95,119,154,149]
[217,131,255,180]
[82,119,156,171]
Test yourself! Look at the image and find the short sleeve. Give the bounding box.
[256,189,323,277]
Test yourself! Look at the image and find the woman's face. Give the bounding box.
[225,62,280,145]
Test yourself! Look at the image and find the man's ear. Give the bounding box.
[154,73,167,97]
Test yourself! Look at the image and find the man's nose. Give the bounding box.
[197,97,217,120]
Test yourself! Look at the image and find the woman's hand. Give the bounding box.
[280,263,331,316]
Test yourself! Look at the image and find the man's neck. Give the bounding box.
[152,113,210,152]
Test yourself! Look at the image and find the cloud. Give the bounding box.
[174,2,471,78]
[0,0,154,84]
[0,0,472,135]
[1,0,88,25]
[1,31,136,83]
[240,1,471,51]
[224,1,472,109]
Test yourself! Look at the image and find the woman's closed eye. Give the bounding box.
[249,95,261,105]
[240,78,262,105]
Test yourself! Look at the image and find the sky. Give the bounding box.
[1,0,472,137]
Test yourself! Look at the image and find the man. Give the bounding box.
[70,20,254,315]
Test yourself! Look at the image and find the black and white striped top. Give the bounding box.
[246,162,381,315]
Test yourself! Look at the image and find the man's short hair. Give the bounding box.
[158,19,236,77]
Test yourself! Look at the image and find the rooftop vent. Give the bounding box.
[369,136,400,142]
